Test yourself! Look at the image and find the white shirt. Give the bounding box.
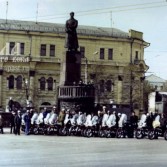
[102,113,109,127]
[106,114,116,128]
[49,113,58,125]
[84,114,92,127]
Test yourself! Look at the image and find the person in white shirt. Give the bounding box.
[84,113,92,127]
[31,112,38,125]
[64,109,70,125]
[101,109,109,127]
[106,111,116,128]
[118,113,127,128]
[91,113,99,127]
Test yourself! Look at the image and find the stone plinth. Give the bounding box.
[60,51,81,86]
[58,50,95,113]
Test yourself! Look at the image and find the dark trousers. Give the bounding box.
[10,125,15,134]
[0,126,3,134]
[15,125,21,135]
[25,123,30,135]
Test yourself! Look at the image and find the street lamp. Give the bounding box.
[25,79,29,101]
[84,57,88,85]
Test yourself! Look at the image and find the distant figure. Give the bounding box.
[14,110,22,135]
[10,111,16,134]
[24,110,31,135]
[8,97,14,112]
[65,12,79,51]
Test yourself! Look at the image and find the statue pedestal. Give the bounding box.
[58,50,95,113]
[60,51,81,86]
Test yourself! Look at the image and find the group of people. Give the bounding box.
[0,104,164,137]
[10,109,32,135]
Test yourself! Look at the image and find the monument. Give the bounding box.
[57,12,95,113]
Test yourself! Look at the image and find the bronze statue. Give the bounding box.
[65,12,79,51]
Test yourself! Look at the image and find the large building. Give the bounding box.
[145,74,167,91]
[0,19,149,112]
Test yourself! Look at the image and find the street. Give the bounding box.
[0,128,167,167]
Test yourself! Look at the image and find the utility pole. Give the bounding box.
[6,1,8,24]
[36,3,39,24]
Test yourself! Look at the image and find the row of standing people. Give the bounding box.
[8,105,164,136]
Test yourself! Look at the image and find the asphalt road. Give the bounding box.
[0,128,167,167]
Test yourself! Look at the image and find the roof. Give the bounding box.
[0,19,129,39]
[145,74,166,83]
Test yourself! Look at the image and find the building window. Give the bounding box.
[108,49,113,60]
[40,44,46,56]
[100,48,105,59]
[135,51,139,60]
[50,45,55,57]
[20,43,25,55]
[16,75,22,89]
[80,46,85,58]
[10,42,15,54]
[99,79,105,93]
[40,77,46,90]
[47,77,53,91]
[106,80,112,92]
[8,75,14,89]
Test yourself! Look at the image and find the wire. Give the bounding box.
[16,1,167,21]
[42,4,167,21]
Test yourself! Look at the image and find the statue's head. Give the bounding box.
[70,12,74,17]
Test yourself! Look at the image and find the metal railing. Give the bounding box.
[58,85,95,99]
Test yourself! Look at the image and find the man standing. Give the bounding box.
[24,110,31,135]
[65,12,79,51]
[129,111,138,138]
[14,110,22,135]
[10,111,16,134]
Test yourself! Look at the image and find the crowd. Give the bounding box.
[0,105,165,140]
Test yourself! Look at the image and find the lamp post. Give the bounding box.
[84,57,88,85]
[25,79,29,102]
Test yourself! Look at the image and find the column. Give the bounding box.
[29,70,35,103]
[0,69,3,107]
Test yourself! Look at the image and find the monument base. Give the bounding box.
[57,85,95,113]
[58,50,95,113]
[60,51,81,86]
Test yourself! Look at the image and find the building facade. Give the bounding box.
[145,74,167,91]
[0,19,149,112]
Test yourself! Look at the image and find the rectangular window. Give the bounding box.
[40,44,46,56]
[80,46,85,58]
[108,48,113,60]
[50,45,55,57]
[20,43,25,55]
[100,48,104,59]
[135,51,139,60]
[10,42,15,54]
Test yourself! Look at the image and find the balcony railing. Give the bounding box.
[58,85,95,99]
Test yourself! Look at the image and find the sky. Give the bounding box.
[0,0,167,79]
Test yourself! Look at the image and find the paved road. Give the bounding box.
[0,128,167,167]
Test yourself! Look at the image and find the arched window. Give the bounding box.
[47,77,53,91]
[16,75,22,89]
[99,80,105,93]
[40,77,46,90]
[8,75,14,89]
[106,80,112,92]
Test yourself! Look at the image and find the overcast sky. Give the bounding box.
[0,0,167,79]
